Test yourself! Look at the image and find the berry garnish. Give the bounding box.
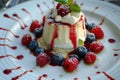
[55,0,80,12]
[89,41,104,53]
[76,46,88,58]
[84,52,96,64]
[21,34,32,46]
[55,0,80,17]
[35,47,44,55]
[30,20,41,32]
[86,33,96,44]
[57,5,70,17]
[91,26,104,39]
[63,57,79,72]
[69,54,80,61]
[29,40,38,50]
[34,28,43,38]
[51,53,64,65]
[85,23,96,31]
[36,53,49,67]
[56,3,61,9]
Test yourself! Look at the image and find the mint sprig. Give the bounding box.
[55,0,81,12]
[55,0,68,4]
[69,4,80,12]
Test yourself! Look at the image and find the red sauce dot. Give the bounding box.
[96,71,101,74]
[12,76,19,80]
[114,53,118,56]
[108,39,116,43]
[16,55,24,60]
[3,69,12,75]
[11,46,17,50]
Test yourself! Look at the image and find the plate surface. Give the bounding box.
[0,0,120,80]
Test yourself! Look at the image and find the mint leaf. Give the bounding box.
[55,0,68,4]
[69,4,80,12]
[68,0,73,5]
[78,39,84,46]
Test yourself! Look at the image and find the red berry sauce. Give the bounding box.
[50,25,58,49]
[74,78,78,80]
[3,14,25,29]
[114,53,118,57]
[0,27,19,38]
[22,8,33,21]
[103,72,115,80]
[37,4,44,16]
[0,54,24,60]
[0,38,12,42]
[0,44,17,50]
[88,77,91,80]
[3,66,21,75]
[108,38,116,44]
[12,70,33,80]
[38,74,48,80]
[13,13,27,28]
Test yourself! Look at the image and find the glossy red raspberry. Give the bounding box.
[30,20,41,32]
[90,41,104,53]
[36,53,49,67]
[84,52,96,64]
[56,3,61,9]
[91,26,104,39]
[57,5,70,17]
[63,57,79,72]
[21,34,32,46]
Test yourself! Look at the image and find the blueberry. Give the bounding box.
[29,40,38,50]
[34,28,43,38]
[86,33,96,44]
[35,47,44,55]
[76,46,88,58]
[51,53,64,65]
[69,54,80,60]
[86,23,96,31]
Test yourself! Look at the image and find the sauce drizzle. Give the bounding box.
[0,44,17,50]
[103,72,115,80]
[12,70,33,80]
[3,66,22,75]
[13,13,27,28]
[0,27,19,38]
[3,14,25,29]
[22,8,33,21]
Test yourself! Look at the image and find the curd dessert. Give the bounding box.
[39,2,86,51]
[21,0,104,72]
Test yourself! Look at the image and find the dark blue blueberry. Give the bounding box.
[69,54,80,60]
[34,28,43,38]
[86,23,96,31]
[35,47,44,55]
[86,33,96,44]
[76,46,88,58]
[51,53,64,65]
[29,40,38,50]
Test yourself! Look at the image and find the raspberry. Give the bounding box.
[63,57,79,72]
[36,53,49,67]
[91,26,104,39]
[56,3,61,9]
[21,34,32,46]
[84,52,96,64]
[30,20,41,32]
[57,5,70,17]
[90,41,104,53]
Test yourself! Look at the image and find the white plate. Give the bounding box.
[0,0,120,80]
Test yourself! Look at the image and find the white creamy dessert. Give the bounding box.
[40,8,86,50]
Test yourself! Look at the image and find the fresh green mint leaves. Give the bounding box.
[55,0,81,12]
[69,4,80,12]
